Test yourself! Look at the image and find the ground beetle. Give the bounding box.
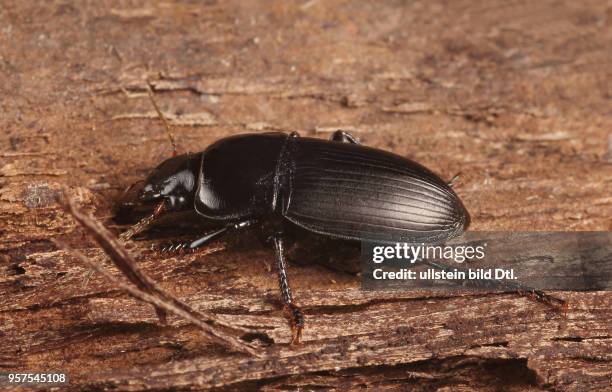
[117,130,470,343]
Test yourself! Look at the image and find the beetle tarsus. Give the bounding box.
[520,289,567,314]
[422,259,567,313]
[286,303,304,345]
[272,235,304,344]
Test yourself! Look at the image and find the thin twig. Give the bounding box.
[56,193,261,357]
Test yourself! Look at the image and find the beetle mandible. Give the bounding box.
[117,130,470,343]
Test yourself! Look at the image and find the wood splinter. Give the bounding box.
[54,191,262,357]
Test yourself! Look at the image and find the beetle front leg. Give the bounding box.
[331,130,360,144]
[156,227,228,253]
[158,220,257,253]
[271,235,304,344]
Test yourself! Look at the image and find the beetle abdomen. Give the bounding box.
[283,138,469,243]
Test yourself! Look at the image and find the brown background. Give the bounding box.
[0,1,610,391]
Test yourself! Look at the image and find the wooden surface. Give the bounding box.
[1,1,611,391]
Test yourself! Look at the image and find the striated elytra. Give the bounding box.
[117,130,470,343]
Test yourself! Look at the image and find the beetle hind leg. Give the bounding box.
[422,259,567,312]
[331,130,360,144]
[272,235,304,344]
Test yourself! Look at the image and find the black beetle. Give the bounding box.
[117,130,470,343]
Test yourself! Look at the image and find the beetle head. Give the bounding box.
[117,153,201,222]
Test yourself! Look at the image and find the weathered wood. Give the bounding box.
[1,0,611,390]
[54,194,260,357]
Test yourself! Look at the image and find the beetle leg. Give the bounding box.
[156,230,226,253]
[272,235,304,344]
[186,220,258,250]
[331,130,360,144]
[188,227,229,249]
[421,259,567,312]
[156,220,258,253]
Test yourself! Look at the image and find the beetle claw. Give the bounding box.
[290,325,303,345]
[284,303,304,345]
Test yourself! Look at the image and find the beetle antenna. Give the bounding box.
[145,81,178,157]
